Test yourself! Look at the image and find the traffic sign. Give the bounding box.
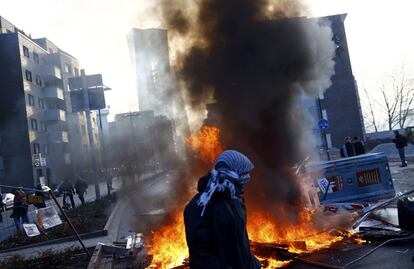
[318,119,329,129]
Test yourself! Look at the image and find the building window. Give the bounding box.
[74,67,79,77]
[57,88,64,100]
[28,94,35,106]
[65,64,72,74]
[25,70,32,82]
[38,97,45,109]
[31,118,38,130]
[33,143,40,154]
[41,121,47,131]
[62,131,69,142]
[35,75,42,86]
[23,46,29,58]
[33,52,39,64]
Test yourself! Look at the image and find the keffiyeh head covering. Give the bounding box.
[197,150,254,216]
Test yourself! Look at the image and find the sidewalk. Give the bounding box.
[0,179,119,242]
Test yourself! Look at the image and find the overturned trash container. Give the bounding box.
[304,153,396,204]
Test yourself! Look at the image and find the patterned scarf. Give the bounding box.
[197,150,254,216]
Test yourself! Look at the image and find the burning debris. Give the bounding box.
[141,0,350,268]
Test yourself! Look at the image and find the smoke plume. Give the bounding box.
[162,0,335,222]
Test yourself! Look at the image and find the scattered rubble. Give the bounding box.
[0,194,116,251]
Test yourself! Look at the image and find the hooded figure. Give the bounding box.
[184,150,261,269]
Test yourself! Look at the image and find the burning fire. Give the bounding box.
[186,125,223,165]
[148,211,188,269]
[148,126,359,269]
[148,210,349,269]
[247,211,345,253]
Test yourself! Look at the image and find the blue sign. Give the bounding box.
[318,119,329,129]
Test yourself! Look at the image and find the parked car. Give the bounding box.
[1,193,14,211]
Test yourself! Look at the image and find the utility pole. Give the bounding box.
[80,69,100,199]
[317,97,331,161]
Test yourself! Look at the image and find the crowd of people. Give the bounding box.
[340,132,410,167]
[0,175,99,231]
[340,136,366,158]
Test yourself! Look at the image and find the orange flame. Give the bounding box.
[148,211,188,269]
[186,125,223,165]
[247,211,345,253]
[149,126,361,268]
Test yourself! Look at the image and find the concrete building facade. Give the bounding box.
[128,29,173,119]
[0,16,101,188]
[316,14,365,148]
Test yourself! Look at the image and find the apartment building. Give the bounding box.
[0,16,100,188]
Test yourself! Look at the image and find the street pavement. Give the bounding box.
[0,179,120,241]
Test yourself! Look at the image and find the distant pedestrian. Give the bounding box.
[352,136,365,156]
[340,137,355,158]
[393,130,408,167]
[59,179,76,209]
[105,169,113,195]
[12,187,29,230]
[74,176,88,205]
[34,184,46,209]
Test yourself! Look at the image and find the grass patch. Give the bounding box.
[0,247,91,269]
[0,193,117,251]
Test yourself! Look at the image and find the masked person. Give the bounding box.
[184,150,260,269]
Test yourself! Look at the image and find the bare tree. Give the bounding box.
[378,83,400,130]
[369,66,414,131]
[395,67,414,128]
[362,87,379,132]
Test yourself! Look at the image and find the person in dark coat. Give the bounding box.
[352,137,365,156]
[393,131,408,167]
[74,176,88,205]
[59,179,76,209]
[184,150,260,269]
[12,188,29,230]
[340,137,355,158]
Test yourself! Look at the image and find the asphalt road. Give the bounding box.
[0,179,120,241]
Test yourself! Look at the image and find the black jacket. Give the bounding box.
[184,175,260,269]
[353,141,365,155]
[340,142,355,158]
[393,134,408,149]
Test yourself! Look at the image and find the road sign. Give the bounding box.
[318,119,329,129]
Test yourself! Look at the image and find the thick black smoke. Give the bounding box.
[162,0,335,222]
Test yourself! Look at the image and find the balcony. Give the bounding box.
[43,66,63,89]
[43,86,65,99]
[45,109,66,121]
[47,131,69,144]
[43,65,62,80]
[45,97,66,111]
